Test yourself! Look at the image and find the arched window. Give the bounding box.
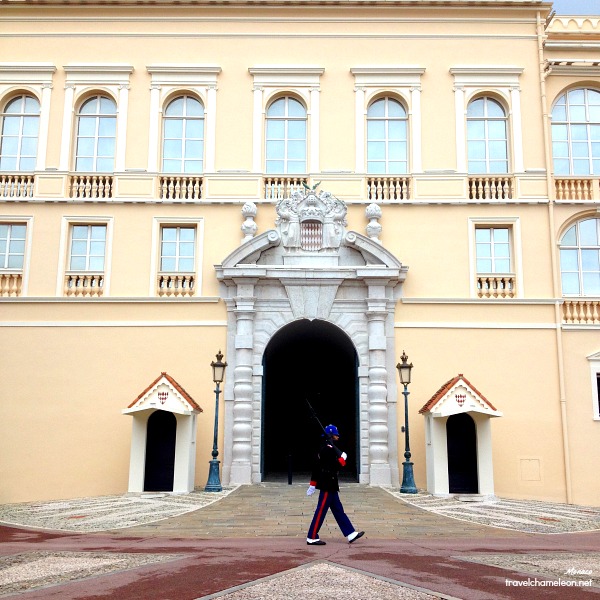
[367,97,408,174]
[0,95,40,171]
[560,218,600,296]
[551,88,600,176]
[467,97,508,174]
[75,95,117,172]
[265,96,306,174]
[162,95,204,174]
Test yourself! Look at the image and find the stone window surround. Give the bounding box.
[351,66,425,174]
[60,64,133,173]
[146,65,221,174]
[0,63,56,172]
[0,215,34,296]
[451,66,524,175]
[56,215,114,297]
[249,66,324,174]
[149,216,205,297]
[468,216,524,298]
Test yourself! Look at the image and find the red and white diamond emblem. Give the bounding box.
[455,394,466,407]
[158,391,168,404]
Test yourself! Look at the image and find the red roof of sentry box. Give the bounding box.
[419,373,497,414]
[129,372,202,412]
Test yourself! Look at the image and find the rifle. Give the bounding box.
[305,398,343,459]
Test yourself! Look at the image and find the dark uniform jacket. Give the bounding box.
[310,440,347,492]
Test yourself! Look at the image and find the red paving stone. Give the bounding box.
[2,526,600,599]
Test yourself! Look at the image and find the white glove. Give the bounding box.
[307,485,316,496]
[341,452,347,460]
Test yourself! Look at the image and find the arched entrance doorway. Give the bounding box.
[446,413,478,494]
[144,410,177,492]
[262,319,358,482]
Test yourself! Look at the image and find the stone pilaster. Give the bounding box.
[229,282,257,484]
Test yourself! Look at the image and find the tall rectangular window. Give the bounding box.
[69,225,106,271]
[160,226,195,272]
[475,227,511,273]
[0,223,26,269]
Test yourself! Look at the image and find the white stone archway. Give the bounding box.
[123,372,202,493]
[419,374,503,497]
[215,189,408,486]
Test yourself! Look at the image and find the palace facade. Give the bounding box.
[1,0,599,507]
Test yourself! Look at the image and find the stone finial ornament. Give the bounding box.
[365,203,382,243]
[241,201,258,242]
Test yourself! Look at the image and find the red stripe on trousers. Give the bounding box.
[311,491,329,539]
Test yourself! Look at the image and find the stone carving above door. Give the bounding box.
[276,187,347,251]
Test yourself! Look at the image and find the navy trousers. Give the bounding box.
[308,490,354,539]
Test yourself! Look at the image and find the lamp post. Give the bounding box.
[204,350,227,492]
[397,351,418,494]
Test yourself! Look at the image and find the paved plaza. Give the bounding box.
[1,484,600,599]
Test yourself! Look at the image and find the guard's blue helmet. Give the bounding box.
[325,424,340,437]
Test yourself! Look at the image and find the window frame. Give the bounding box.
[468,217,523,298]
[150,216,204,297]
[559,217,600,297]
[366,96,409,175]
[0,216,33,296]
[161,94,205,174]
[466,95,510,175]
[159,225,197,274]
[264,94,308,175]
[551,87,600,176]
[57,216,113,296]
[0,94,41,172]
[74,94,117,173]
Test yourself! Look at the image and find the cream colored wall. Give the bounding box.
[0,324,227,503]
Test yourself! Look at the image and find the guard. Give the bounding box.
[306,424,365,545]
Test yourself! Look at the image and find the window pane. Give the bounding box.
[90,241,105,257]
[552,124,568,141]
[162,159,179,173]
[267,98,285,117]
[287,160,306,173]
[570,106,586,121]
[164,139,182,159]
[367,121,385,139]
[9,239,25,255]
[486,99,505,118]
[186,119,204,138]
[97,137,115,157]
[572,160,591,175]
[368,141,386,160]
[72,226,88,239]
[468,160,486,173]
[96,158,113,172]
[91,226,106,240]
[1,137,18,155]
[11,225,26,239]
[552,104,567,121]
[489,141,507,159]
[266,120,285,138]
[571,124,588,141]
[161,257,176,271]
[494,228,509,242]
[185,98,203,117]
[367,99,385,118]
[387,99,406,117]
[388,120,406,139]
[388,161,407,174]
[266,140,284,160]
[468,141,486,160]
[561,225,577,246]
[7,255,24,269]
[475,229,491,242]
[560,249,579,271]
[99,97,116,114]
[70,256,86,271]
[179,257,194,272]
[79,98,99,114]
[287,140,305,159]
[88,256,105,271]
[183,160,202,173]
[166,97,184,117]
[579,219,598,245]
[179,228,195,241]
[98,118,116,136]
[467,98,484,117]
[266,160,284,173]
[164,119,183,138]
[185,140,203,158]
[388,142,407,160]
[467,121,485,139]
[552,142,569,158]
[488,121,506,140]
[582,250,600,271]
[162,228,177,241]
[0,156,16,171]
[287,120,306,140]
[583,272,600,295]
[572,142,589,158]
[22,117,39,136]
[561,272,580,295]
[78,117,96,136]
[476,258,492,272]
[20,137,38,156]
[554,159,570,175]
[287,98,305,117]
[495,259,510,273]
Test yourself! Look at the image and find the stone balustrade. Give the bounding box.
[0,272,22,297]
[0,174,35,199]
[554,177,599,201]
[367,176,410,201]
[69,175,113,200]
[477,274,516,298]
[159,176,203,201]
[64,273,104,297]
[563,299,600,325]
[263,176,308,200]
[157,274,195,297]
[468,176,514,201]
